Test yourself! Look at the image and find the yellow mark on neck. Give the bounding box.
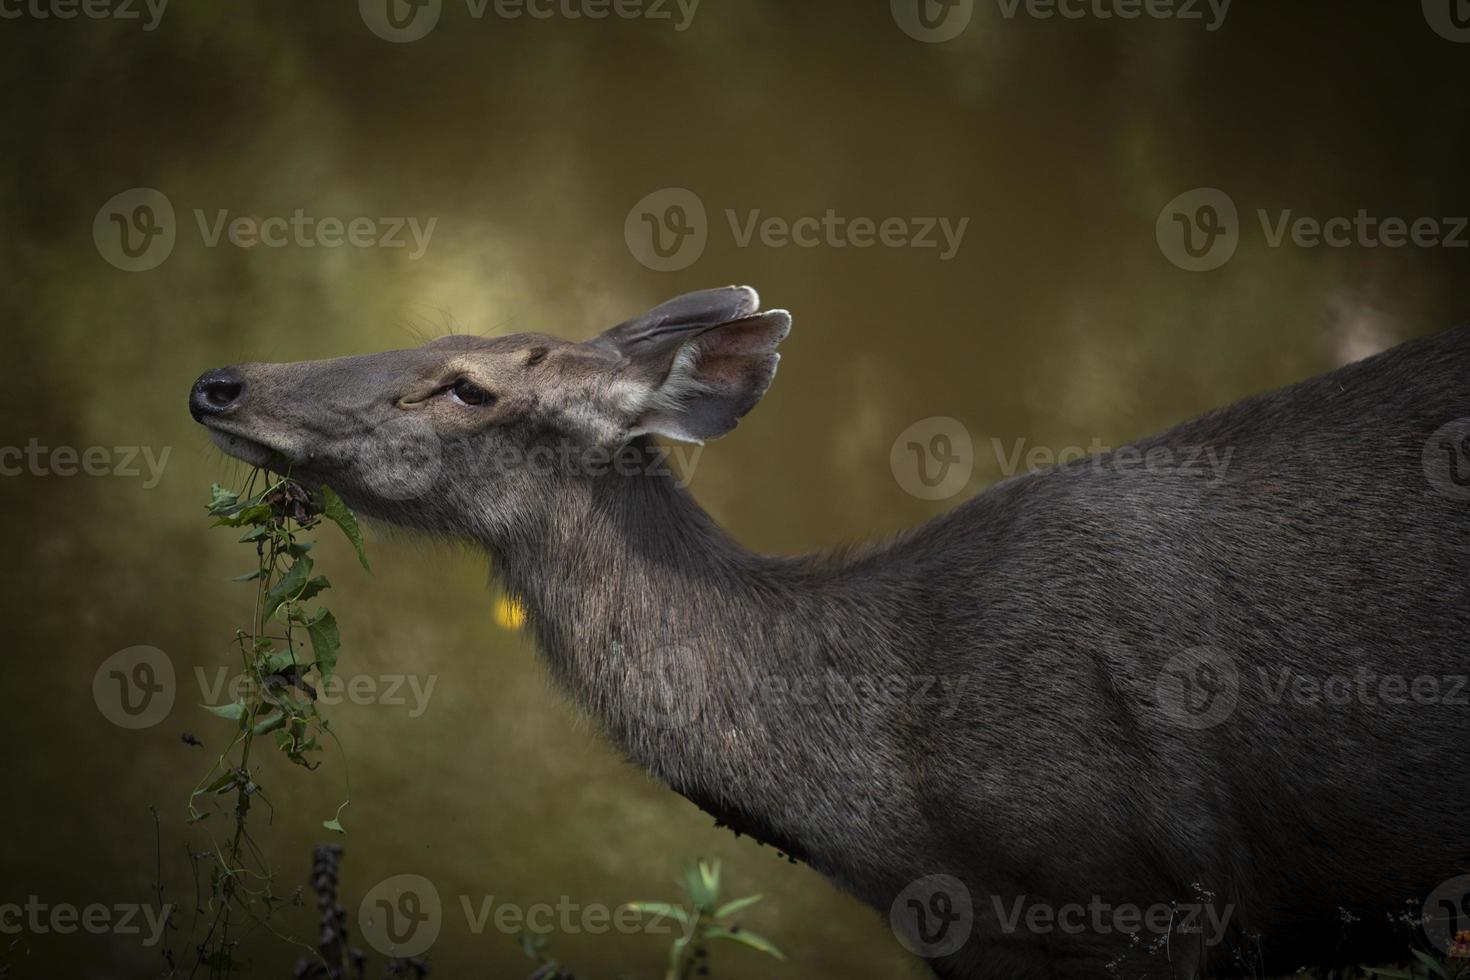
[494,595,527,630]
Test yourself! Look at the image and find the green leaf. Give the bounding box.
[207,484,241,515]
[231,569,264,582]
[306,610,341,681]
[202,770,238,794]
[295,575,332,604]
[714,895,763,920]
[683,860,720,909]
[518,931,548,959]
[701,860,720,896]
[1411,951,1449,978]
[320,486,370,571]
[212,503,270,527]
[704,926,785,961]
[238,526,269,542]
[623,902,693,926]
[263,648,299,673]
[287,540,314,558]
[263,555,313,620]
[203,699,248,723]
[251,709,287,736]
[323,800,349,833]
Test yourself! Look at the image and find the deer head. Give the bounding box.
[188,286,790,541]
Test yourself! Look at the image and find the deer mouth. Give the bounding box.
[204,424,297,470]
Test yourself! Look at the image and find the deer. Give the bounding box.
[190,286,1470,979]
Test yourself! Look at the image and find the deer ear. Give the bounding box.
[627,309,791,443]
[591,287,790,444]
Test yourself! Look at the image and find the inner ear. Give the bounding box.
[628,310,790,444]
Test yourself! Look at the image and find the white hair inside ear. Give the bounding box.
[627,345,718,443]
[588,290,790,446]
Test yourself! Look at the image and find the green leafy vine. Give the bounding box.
[186,471,369,977]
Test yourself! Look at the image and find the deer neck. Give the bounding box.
[486,438,792,753]
[477,439,918,871]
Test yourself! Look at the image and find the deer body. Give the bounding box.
[192,288,1470,979]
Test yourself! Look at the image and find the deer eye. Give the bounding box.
[448,378,494,406]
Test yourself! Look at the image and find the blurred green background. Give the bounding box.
[1,1,1467,977]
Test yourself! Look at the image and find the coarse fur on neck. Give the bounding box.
[475,437,937,893]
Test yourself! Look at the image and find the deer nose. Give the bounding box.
[190,369,246,421]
